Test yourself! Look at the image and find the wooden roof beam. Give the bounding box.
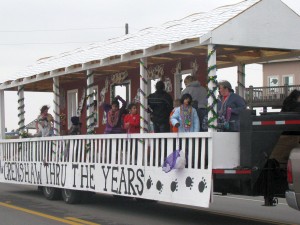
[84,60,100,67]
[217,46,252,56]
[180,38,199,44]
[234,50,263,58]
[217,50,300,69]
[130,50,143,55]
[23,75,37,82]
[11,78,23,86]
[118,65,136,69]
[121,51,143,62]
[66,64,83,73]
[50,68,66,77]
[109,55,121,60]
[100,56,122,67]
[170,51,194,55]
[101,69,120,73]
[145,45,171,57]
[150,56,174,61]
[169,38,200,52]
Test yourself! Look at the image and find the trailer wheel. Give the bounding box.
[43,187,61,200]
[135,198,157,203]
[62,189,82,204]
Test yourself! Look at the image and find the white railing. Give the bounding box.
[1,133,212,169]
[0,133,213,208]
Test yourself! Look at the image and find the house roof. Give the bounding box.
[1,0,300,92]
[24,119,37,130]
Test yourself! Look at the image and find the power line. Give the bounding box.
[0,41,99,46]
[0,27,123,33]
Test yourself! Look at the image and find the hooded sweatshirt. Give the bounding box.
[181,81,207,108]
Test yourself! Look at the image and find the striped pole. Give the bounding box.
[86,70,95,135]
[139,58,149,133]
[86,70,95,154]
[207,45,218,131]
[17,85,25,136]
[53,77,60,135]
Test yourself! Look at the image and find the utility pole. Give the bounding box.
[125,23,129,34]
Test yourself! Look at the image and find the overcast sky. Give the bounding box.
[0,0,299,131]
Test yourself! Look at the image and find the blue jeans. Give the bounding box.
[197,108,208,131]
[153,123,170,133]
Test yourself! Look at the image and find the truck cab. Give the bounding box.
[286,147,300,210]
[214,110,300,206]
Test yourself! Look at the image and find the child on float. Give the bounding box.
[170,94,200,132]
[123,103,140,133]
[36,105,54,137]
[102,95,127,134]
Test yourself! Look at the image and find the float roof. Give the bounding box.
[1,0,300,91]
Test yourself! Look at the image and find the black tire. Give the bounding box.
[62,189,82,204]
[135,198,157,203]
[113,195,132,200]
[82,191,96,203]
[42,187,61,200]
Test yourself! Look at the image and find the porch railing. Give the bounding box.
[1,133,212,170]
[245,84,300,108]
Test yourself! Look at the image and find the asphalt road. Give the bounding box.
[0,183,299,225]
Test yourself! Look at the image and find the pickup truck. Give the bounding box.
[286,147,300,210]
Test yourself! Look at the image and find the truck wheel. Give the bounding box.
[62,189,82,204]
[43,187,61,200]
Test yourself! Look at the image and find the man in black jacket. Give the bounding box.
[148,81,173,133]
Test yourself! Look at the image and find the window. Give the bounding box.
[174,69,192,99]
[268,76,279,87]
[111,80,131,103]
[151,78,160,93]
[267,75,279,94]
[181,73,191,90]
[67,89,78,129]
[282,75,294,86]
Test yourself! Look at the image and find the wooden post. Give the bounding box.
[237,64,246,98]
[53,77,60,135]
[17,85,25,135]
[207,45,217,131]
[249,85,254,110]
[0,90,5,139]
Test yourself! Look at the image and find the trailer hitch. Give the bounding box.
[264,196,278,206]
[263,159,280,206]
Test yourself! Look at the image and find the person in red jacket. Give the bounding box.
[124,103,140,133]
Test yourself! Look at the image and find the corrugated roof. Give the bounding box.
[1,0,260,84]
